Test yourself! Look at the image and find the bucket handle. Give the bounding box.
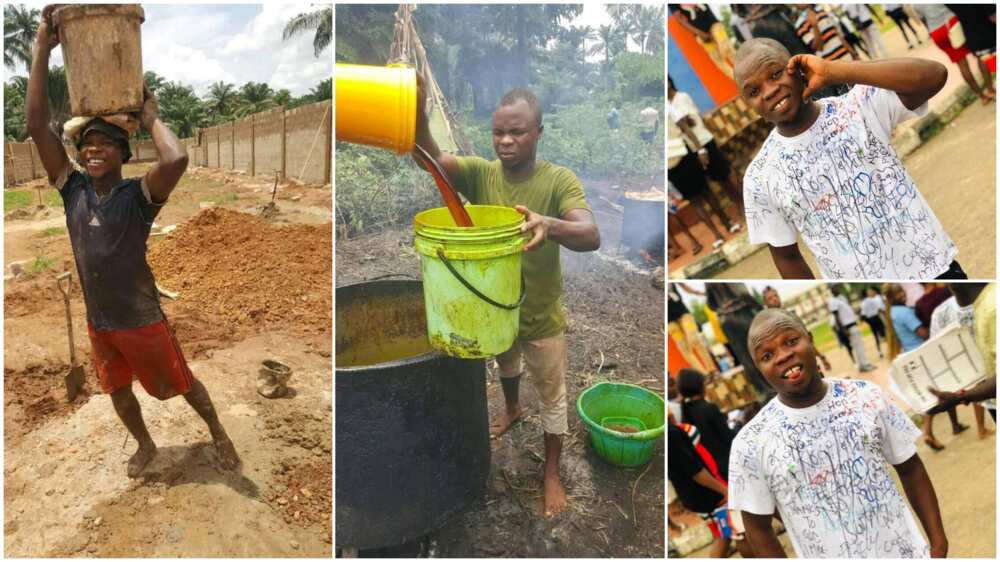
[436,249,525,310]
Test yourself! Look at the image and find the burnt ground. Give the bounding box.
[4,164,332,557]
[335,175,665,557]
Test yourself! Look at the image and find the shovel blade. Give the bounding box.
[65,366,85,402]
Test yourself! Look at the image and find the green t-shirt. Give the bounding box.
[454,156,590,341]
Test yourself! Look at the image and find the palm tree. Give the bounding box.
[588,24,626,65]
[632,5,665,55]
[158,81,206,137]
[236,81,274,116]
[283,6,332,58]
[4,4,39,72]
[205,81,238,123]
[143,71,166,95]
[272,88,292,108]
[308,78,331,102]
[44,66,71,131]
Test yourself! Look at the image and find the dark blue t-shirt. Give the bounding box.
[61,169,164,330]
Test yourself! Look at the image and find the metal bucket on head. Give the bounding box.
[335,279,490,550]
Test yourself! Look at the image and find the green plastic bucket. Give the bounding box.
[576,382,665,467]
[414,205,525,358]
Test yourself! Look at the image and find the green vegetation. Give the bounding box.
[27,255,55,275]
[35,226,66,237]
[210,192,239,204]
[336,5,665,237]
[4,188,61,210]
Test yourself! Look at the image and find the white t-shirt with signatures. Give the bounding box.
[743,85,957,279]
[728,379,929,558]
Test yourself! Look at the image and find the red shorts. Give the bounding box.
[930,18,972,63]
[87,319,195,400]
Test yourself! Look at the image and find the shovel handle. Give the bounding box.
[56,272,77,366]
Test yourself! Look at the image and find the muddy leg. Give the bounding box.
[543,432,567,518]
[110,385,157,477]
[490,374,524,437]
[184,378,240,470]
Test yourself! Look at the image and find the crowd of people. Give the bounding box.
[667,4,996,278]
[668,282,995,557]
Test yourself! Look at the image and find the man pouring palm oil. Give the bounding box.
[412,80,600,518]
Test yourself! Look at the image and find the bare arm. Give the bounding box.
[769,243,815,279]
[518,206,600,252]
[790,54,947,110]
[691,467,728,499]
[894,454,948,557]
[742,511,788,557]
[141,86,188,203]
[412,73,460,183]
[26,5,70,185]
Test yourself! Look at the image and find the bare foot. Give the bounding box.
[213,434,241,471]
[953,423,970,435]
[924,436,945,451]
[543,471,567,518]
[980,428,995,440]
[489,405,524,438]
[127,442,157,478]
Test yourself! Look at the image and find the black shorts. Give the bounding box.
[668,151,709,199]
[703,140,732,182]
[935,260,968,280]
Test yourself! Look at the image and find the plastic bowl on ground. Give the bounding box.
[576,382,665,467]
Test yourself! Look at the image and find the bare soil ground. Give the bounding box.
[335,175,665,557]
[3,164,332,557]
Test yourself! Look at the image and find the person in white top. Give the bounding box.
[844,4,889,59]
[669,76,745,218]
[729,308,948,558]
[734,38,963,279]
[859,287,887,358]
[828,291,876,371]
[929,285,995,440]
[638,106,659,143]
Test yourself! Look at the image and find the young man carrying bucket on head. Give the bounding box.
[27,5,239,477]
[413,80,601,518]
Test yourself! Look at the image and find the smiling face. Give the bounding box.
[748,309,826,405]
[754,326,821,397]
[78,131,124,179]
[737,57,804,125]
[491,99,542,171]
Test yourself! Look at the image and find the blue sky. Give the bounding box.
[31,4,332,96]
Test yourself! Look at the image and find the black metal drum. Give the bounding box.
[335,280,490,549]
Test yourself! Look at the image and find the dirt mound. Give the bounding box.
[148,208,332,335]
[4,362,92,438]
[4,279,58,318]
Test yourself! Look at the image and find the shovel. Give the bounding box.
[56,272,85,402]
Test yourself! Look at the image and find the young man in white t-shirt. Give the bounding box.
[728,308,947,558]
[735,37,965,279]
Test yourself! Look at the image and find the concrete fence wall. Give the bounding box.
[5,100,332,187]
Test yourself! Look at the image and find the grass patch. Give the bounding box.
[4,190,33,211]
[28,255,56,275]
[35,226,66,237]
[4,188,62,211]
[209,192,239,204]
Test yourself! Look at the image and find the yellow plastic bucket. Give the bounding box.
[414,206,526,358]
[335,63,416,154]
